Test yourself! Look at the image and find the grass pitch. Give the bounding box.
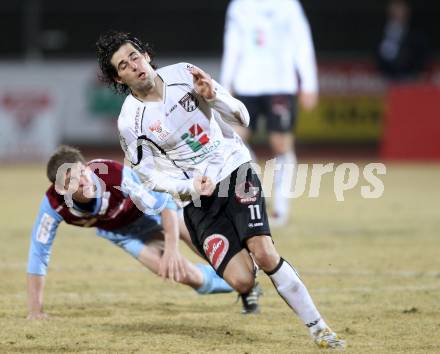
[1,162,439,353]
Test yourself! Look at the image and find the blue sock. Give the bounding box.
[195,264,233,294]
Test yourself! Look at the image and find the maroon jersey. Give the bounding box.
[45,159,143,231]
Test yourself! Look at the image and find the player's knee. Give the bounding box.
[226,273,255,294]
[252,244,280,272]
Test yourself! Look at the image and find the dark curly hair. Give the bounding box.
[96,31,156,95]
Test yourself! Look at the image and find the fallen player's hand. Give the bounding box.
[193,175,216,196]
[191,66,216,100]
[158,248,186,283]
[27,312,49,320]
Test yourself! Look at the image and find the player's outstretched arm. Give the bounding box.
[158,208,186,282]
[27,274,48,320]
[26,196,62,319]
[191,66,216,100]
[190,66,250,127]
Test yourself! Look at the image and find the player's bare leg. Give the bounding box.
[222,249,255,293]
[270,132,296,226]
[222,249,262,314]
[137,233,233,294]
[246,235,345,348]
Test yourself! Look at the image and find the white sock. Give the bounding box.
[273,152,296,217]
[267,258,327,335]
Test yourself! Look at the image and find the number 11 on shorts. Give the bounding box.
[248,204,261,220]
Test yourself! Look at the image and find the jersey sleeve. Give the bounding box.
[118,119,195,197]
[27,195,63,276]
[173,62,249,127]
[290,0,318,93]
[206,78,250,127]
[121,166,177,215]
[163,192,178,211]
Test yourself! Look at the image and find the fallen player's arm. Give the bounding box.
[120,168,188,281]
[26,195,63,319]
[158,207,186,282]
[27,274,47,319]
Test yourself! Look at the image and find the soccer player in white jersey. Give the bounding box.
[220,0,319,226]
[96,31,344,348]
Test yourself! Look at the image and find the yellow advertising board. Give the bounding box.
[296,95,385,143]
[294,62,388,143]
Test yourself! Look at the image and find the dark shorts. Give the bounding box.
[236,94,298,133]
[183,163,271,276]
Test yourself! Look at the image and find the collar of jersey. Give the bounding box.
[71,173,102,215]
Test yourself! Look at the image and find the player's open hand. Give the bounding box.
[191,66,216,100]
[193,175,216,196]
[158,248,186,282]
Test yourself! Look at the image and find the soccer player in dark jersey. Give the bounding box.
[27,145,235,320]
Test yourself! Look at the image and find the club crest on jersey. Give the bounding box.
[203,234,229,270]
[178,92,199,112]
[235,181,260,204]
[181,124,210,152]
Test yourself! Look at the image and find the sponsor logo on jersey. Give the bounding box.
[36,213,56,244]
[203,234,229,270]
[181,124,210,152]
[235,181,260,204]
[178,92,199,112]
[148,120,170,141]
[188,139,220,164]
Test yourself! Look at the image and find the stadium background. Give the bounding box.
[1,1,440,353]
[1,0,439,160]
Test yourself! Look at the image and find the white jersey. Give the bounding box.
[220,0,318,96]
[118,62,252,199]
